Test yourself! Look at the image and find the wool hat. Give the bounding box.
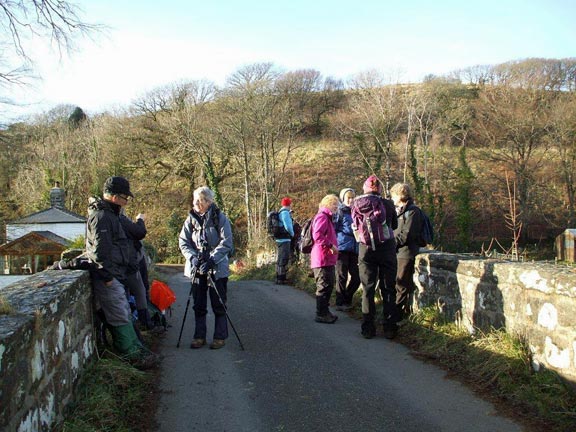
[339,188,355,202]
[103,176,134,197]
[281,197,292,207]
[363,175,382,194]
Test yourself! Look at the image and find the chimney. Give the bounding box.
[50,182,66,209]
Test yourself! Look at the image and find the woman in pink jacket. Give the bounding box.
[311,194,340,323]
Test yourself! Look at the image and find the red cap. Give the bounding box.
[281,197,292,207]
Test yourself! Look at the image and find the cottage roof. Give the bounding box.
[0,231,70,255]
[9,207,86,224]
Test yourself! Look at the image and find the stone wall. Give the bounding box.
[0,270,94,432]
[414,251,576,384]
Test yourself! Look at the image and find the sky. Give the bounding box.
[1,0,575,123]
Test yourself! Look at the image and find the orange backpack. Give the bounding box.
[150,280,176,311]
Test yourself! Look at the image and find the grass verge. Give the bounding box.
[62,354,158,432]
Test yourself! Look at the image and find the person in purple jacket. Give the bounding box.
[310,194,340,324]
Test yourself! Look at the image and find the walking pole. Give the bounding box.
[176,267,197,348]
[208,271,245,351]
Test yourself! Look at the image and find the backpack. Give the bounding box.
[419,208,434,246]
[291,221,302,253]
[150,279,177,311]
[300,217,314,254]
[352,194,392,250]
[267,209,291,239]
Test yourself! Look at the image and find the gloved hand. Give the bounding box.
[191,256,201,270]
[199,257,215,274]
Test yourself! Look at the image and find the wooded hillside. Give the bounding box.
[1,58,575,262]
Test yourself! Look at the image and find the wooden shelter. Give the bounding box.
[0,231,69,274]
[0,184,86,275]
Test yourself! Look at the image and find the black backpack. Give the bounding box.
[267,209,290,239]
[299,217,314,254]
[419,209,434,246]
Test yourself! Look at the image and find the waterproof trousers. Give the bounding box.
[276,241,291,282]
[358,240,400,331]
[313,266,336,316]
[92,277,143,356]
[396,257,417,319]
[335,251,361,306]
[192,274,229,340]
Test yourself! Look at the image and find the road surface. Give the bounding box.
[155,268,523,432]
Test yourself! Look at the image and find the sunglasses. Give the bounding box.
[117,194,131,201]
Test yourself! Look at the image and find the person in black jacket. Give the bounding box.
[390,182,423,321]
[119,211,157,332]
[352,175,400,340]
[86,176,159,369]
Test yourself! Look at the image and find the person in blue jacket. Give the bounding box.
[275,196,294,284]
[179,186,234,350]
[334,188,361,311]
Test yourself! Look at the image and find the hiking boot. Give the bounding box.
[361,322,376,339]
[210,339,226,350]
[315,313,338,324]
[383,326,398,340]
[190,338,206,349]
[361,328,376,339]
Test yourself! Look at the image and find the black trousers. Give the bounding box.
[276,241,291,280]
[192,275,229,340]
[358,240,400,329]
[396,257,416,318]
[335,251,361,306]
[313,266,335,316]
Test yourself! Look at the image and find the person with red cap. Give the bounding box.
[352,174,400,339]
[275,196,295,284]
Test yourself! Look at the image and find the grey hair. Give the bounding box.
[193,186,215,203]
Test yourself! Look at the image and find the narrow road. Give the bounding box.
[155,267,524,432]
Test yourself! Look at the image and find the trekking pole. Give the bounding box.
[176,267,197,348]
[207,270,245,351]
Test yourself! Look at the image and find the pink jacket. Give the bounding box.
[310,207,338,268]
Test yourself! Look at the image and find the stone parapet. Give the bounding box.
[0,270,94,432]
[415,251,576,384]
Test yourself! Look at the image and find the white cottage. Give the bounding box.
[0,184,86,274]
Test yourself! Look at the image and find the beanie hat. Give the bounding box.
[281,197,292,207]
[339,188,355,202]
[363,175,382,194]
[103,176,134,197]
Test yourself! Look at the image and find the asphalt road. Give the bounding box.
[155,268,524,432]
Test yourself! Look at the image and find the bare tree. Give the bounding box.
[217,63,301,247]
[334,70,405,194]
[0,0,98,105]
[548,92,576,227]
[472,83,550,241]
